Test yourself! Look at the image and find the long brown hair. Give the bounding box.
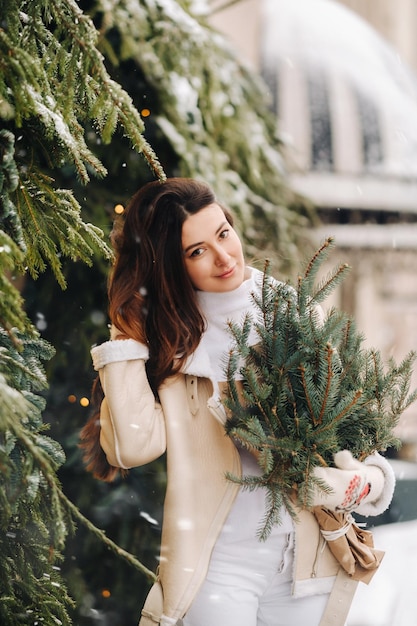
[80,177,233,480]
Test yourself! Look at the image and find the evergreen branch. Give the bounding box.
[0,320,155,583]
[0,351,50,390]
[312,450,329,467]
[7,417,157,582]
[0,238,29,334]
[390,352,417,414]
[370,350,382,409]
[310,263,351,306]
[56,489,157,582]
[317,343,334,425]
[11,169,112,287]
[301,237,333,289]
[314,390,363,435]
[299,364,317,425]
[47,0,166,180]
[258,485,285,542]
[223,241,417,538]
[1,1,166,188]
[286,376,300,437]
[93,0,310,268]
[240,367,275,433]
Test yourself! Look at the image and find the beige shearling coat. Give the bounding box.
[92,337,354,626]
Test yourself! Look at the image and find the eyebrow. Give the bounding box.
[183,221,228,254]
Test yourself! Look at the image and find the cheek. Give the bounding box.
[231,234,244,259]
[185,261,205,287]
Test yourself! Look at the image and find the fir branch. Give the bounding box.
[56,488,157,582]
[311,263,351,306]
[314,389,363,435]
[91,0,311,270]
[299,364,318,426]
[0,373,73,622]
[0,324,156,622]
[3,396,157,582]
[11,168,112,287]
[317,344,337,425]
[1,0,166,294]
[302,237,333,285]
[0,236,29,335]
[14,408,156,578]
[224,238,416,537]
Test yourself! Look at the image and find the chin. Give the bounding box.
[221,271,245,292]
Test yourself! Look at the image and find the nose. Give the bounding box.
[214,245,231,266]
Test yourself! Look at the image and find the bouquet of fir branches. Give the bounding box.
[224,238,416,539]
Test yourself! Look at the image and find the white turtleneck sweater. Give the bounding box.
[194,266,294,539]
[194,266,266,383]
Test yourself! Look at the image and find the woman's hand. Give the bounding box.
[311,450,385,513]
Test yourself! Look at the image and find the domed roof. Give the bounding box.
[260,0,417,212]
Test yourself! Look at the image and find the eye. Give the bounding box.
[189,247,204,258]
[219,228,230,239]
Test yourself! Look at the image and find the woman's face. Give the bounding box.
[182,203,247,292]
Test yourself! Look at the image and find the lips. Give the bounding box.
[218,265,236,278]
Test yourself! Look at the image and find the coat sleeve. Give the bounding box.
[91,339,167,469]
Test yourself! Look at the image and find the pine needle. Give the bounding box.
[224,238,416,538]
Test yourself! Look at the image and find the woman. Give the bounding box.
[81,178,395,626]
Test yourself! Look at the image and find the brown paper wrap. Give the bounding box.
[313,506,385,583]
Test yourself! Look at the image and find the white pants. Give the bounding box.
[182,449,330,626]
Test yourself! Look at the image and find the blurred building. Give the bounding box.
[209,0,417,449]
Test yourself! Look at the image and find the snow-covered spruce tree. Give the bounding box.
[224,239,417,540]
[86,0,314,271]
[12,2,317,622]
[1,0,316,622]
[0,0,163,621]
